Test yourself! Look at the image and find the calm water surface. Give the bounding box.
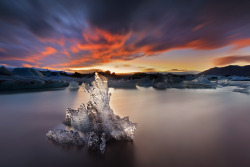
[0,87,250,167]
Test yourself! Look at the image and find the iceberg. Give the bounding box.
[68,81,79,90]
[64,104,91,132]
[0,66,12,75]
[184,76,216,88]
[0,76,68,90]
[137,76,154,88]
[0,67,69,90]
[153,81,168,90]
[217,79,228,87]
[229,76,250,81]
[108,79,137,89]
[12,67,44,77]
[233,87,250,94]
[47,72,137,153]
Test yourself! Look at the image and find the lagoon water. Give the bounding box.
[0,86,250,167]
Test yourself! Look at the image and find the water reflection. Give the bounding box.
[87,141,135,167]
[47,138,84,152]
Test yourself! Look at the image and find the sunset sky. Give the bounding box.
[0,0,250,73]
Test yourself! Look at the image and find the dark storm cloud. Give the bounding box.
[0,0,250,68]
[0,0,55,38]
[129,0,250,51]
[84,0,144,34]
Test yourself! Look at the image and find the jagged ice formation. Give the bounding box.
[47,72,137,153]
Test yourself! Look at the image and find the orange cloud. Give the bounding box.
[52,56,92,68]
[0,56,36,63]
[62,50,71,58]
[55,28,135,68]
[4,47,59,67]
[42,47,57,55]
[0,48,6,53]
[35,34,250,70]
[232,38,250,49]
[214,55,250,66]
[82,32,100,43]
[22,63,35,68]
[142,68,156,72]
[70,46,80,53]
[183,39,215,49]
[4,27,250,71]
[168,69,186,72]
[77,43,106,50]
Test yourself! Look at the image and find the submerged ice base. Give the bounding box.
[47,72,136,153]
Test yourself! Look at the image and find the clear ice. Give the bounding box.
[48,72,137,152]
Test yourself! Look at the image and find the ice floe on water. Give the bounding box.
[233,87,250,94]
[183,76,217,88]
[0,67,68,90]
[47,72,137,153]
[1,66,250,94]
[229,76,250,81]
[108,79,137,89]
[68,81,79,90]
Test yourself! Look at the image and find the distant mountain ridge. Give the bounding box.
[199,65,250,76]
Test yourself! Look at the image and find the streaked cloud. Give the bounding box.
[214,55,250,66]
[168,69,186,72]
[42,47,57,55]
[0,0,250,71]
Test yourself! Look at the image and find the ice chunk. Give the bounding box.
[64,104,90,131]
[0,69,68,90]
[0,66,12,75]
[86,132,106,153]
[55,72,137,152]
[149,74,185,90]
[46,129,85,147]
[153,82,168,90]
[217,79,228,87]
[12,67,44,77]
[233,87,249,94]
[230,76,250,81]
[137,76,154,88]
[108,79,137,89]
[184,76,216,88]
[68,81,79,90]
[226,80,250,88]
[100,133,106,153]
[87,131,100,150]
[84,73,137,141]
